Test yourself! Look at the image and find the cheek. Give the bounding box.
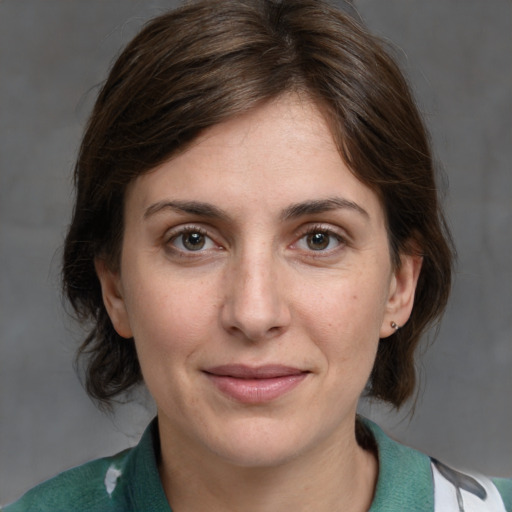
[295,271,388,371]
[301,274,388,338]
[122,275,220,412]
[123,272,219,359]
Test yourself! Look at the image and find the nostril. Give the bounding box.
[221,308,290,343]
[225,323,284,342]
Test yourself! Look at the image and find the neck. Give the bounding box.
[158,419,378,512]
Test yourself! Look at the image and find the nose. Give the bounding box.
[220,250,291,342]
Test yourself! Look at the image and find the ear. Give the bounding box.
[380,253,423,338]
[94,258,133,339]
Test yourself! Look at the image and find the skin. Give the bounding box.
[97,94,421,512]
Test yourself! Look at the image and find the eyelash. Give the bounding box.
[293,224,346,255]
[164,223,347,257]
[165,225,220,255]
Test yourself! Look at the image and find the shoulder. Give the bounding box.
[2,448,132,512]
[2,419,170,512]
[493,479,512,512]
[362,417,512,512]
[431,457,512,512]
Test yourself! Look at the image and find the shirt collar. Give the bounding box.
[125,416,434,511]
[363,418,434,511]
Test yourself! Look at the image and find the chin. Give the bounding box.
[212,441,301,469]
[203,417,317,469]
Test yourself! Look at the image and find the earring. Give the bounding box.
[390,321,400,331]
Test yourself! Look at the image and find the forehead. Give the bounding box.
[125,95,383,223]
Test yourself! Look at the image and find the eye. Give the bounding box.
[168,229,217,252]
[295,228,344,252]
[305,232,331,251]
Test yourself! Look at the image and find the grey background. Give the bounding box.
[1,0,511,505]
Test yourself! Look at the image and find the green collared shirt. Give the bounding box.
[3,419,511,512]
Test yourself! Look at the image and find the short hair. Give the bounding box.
[63,0,454,409]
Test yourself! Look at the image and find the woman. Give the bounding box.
[4,0,511,510]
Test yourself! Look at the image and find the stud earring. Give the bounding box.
[390,321,400,331]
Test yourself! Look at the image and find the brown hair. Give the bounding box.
[63,0,454,409]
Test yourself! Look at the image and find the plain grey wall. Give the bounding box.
[1,0,511,505]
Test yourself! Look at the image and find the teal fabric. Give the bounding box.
[365,420,435,511]
[2,420,171,512]
[494,478,512,511]
[3,418,511,512]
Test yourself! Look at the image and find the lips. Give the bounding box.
[203,365,309,404]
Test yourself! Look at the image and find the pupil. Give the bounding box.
[183,232,205,250]
[307,232,329,250]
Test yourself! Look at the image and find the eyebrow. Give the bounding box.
[280,197,369,221]
[144,200,230,221]
[143,196,369,222]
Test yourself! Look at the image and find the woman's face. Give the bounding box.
[98,95,420,468]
